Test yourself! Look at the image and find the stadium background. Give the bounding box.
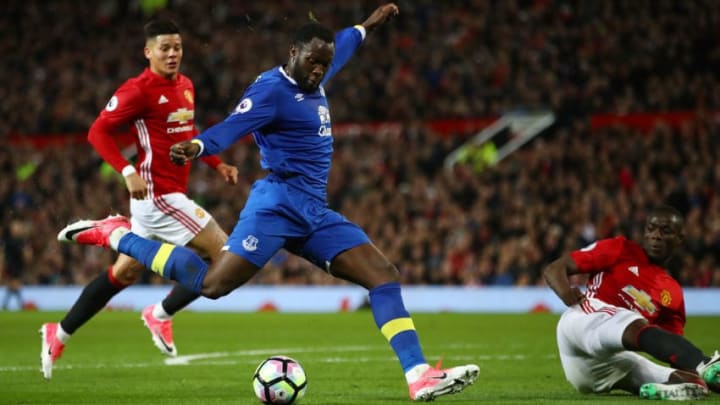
[1,0,719,298]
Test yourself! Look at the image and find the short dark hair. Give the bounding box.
[144,19,180,40]
[649,204,684,227]
[292,22,334,46]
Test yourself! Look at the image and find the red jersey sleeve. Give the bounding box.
[655,283,686,335]
[570,237,624,273]
[199,155,222,169]
[88,83,146,173]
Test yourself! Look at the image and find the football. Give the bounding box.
[252,355,307,404]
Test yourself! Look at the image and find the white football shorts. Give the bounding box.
[129,192,212,246]
[556,297,675,393]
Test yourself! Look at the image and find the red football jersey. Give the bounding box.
[570,236,686,335]
[88,68,220,199]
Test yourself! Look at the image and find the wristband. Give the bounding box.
[121,165,137,177]
[190,139,204,157]
[354,25,367,40]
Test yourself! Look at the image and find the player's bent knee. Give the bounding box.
[112,267,142,284]
[112,255,144,285]
[115,272,141,284]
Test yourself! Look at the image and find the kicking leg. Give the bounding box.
[140,284,196,357]
[331,243,479,401]
[141,219,228,355]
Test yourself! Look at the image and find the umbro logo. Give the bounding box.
[158,95,168,104]
[628,266,639,276]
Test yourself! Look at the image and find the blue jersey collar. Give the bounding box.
[279,66,298,86]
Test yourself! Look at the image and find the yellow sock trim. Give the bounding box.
[150,244,175,276]
[380,318,415,341]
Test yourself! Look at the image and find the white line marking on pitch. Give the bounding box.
[0,343,556,373]
[165,345,378,365]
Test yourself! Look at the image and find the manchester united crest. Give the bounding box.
[184,89,194,104]
[660,289,672,306]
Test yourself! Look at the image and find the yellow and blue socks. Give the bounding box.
[369,282,427,380]
[116,233,207,293]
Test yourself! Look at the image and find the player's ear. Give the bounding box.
[675,230,685,245]
[672,215,685,244]
[287,46,298,68]
[144,46,152,60]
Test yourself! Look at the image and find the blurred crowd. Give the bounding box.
[2,0,720,288]
[2,117,720,288]
[3,0,720,135]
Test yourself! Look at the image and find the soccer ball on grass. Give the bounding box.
[252,355,307,404]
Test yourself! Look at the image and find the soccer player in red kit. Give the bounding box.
[39,19,238,379]
[544,205,719,400]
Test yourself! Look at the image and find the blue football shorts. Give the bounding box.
[225,175,370,270]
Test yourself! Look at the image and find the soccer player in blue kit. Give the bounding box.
[58,3,479,401]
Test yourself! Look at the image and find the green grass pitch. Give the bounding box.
[1,311,718,404]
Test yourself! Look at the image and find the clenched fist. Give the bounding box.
[169,141,201,166]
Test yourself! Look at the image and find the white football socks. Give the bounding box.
[405,363,431,384]
[152,303,172,321]
[108,227,130,251]
[56,324,71,344]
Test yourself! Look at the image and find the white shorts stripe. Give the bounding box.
[581,299,617,316]
[153,195,203,234]
[130,192,211,246]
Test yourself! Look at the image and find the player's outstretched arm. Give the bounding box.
[324,3,400,84]
[361,3,399,33]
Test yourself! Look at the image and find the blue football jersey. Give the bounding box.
[195,26,366,200]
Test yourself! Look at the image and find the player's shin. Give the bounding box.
[60,268,127,334]
[161,285,201,315]
[117,233,208,293]
[637,326,706,370]
[369,282,427,374]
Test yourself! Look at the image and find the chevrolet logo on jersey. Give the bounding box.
[622,285,656,314]
[167,108,194,124]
